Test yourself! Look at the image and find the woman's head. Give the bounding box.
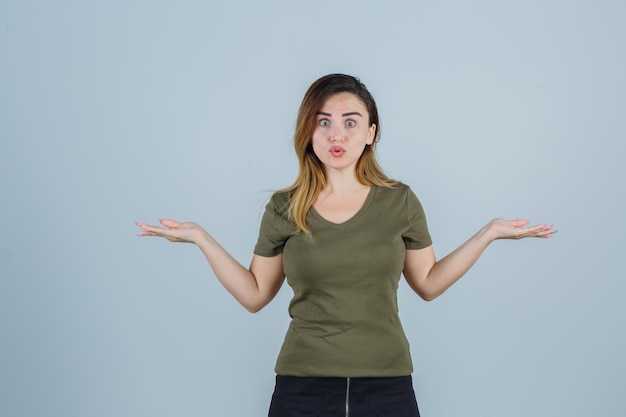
[294,74,381,175]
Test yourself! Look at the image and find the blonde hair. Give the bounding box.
[282,74,397,234]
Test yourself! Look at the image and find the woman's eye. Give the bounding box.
[345,120,356,128]
[319,120,330,127]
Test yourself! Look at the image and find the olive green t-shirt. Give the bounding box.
[254,183,432,377]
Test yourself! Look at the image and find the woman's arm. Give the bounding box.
[137,219,285,313]
[403,219,555,301]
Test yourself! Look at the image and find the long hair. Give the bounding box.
[283,74,397,234]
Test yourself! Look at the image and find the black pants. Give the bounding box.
[268,375,421,417]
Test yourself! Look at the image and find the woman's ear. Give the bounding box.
[367,124,376,145]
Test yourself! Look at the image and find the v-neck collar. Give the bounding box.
[309,186,377,228]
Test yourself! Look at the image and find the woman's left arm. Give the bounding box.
[403,219,556,301]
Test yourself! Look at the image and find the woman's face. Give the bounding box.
[311,92,376,174]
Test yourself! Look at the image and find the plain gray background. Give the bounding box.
[1,1,624,416]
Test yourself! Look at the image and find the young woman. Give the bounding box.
[137,74,555,416]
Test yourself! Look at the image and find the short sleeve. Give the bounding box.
[403,187,432,250]
[253,192,294,257]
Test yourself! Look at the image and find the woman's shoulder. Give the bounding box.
[373,182,426,210]
[374,181,413,197]
[266,189,291,215]
[270,189,290,202]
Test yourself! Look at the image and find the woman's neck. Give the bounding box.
[322,169,367,197]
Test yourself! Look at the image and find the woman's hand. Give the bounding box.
[486,219,556,241]
[136,219,206,244]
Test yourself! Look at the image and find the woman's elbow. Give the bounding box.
[413,285,441,302]
[242,294,274,313]
[420,292,439,302]
[406,278,439,302]
[243,300,266,313]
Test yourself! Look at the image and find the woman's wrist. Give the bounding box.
[480,220,500,243]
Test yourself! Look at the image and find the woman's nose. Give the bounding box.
[330,127,345,142]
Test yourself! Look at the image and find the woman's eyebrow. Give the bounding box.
[315,111,363,117]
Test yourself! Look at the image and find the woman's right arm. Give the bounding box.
[137,219,285,313]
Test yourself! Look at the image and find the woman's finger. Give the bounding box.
[159,219,180,229]
[136,220,200,244]
[511,219,530,228]
[519,224,556,238]
[136,222,172,237]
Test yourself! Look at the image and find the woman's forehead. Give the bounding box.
[319,92,368,114]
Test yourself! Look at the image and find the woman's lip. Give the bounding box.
[330,146,346,156]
